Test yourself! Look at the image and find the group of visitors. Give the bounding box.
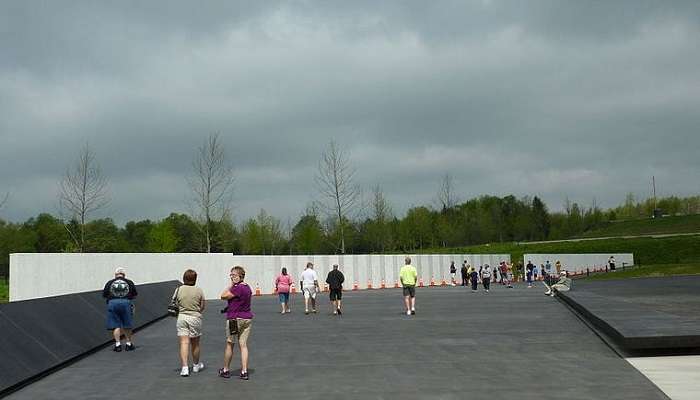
[169,266,254,379]
[456,261,513,292]
[273,262,346,315]
[103,266,254,380]
[102,255,579,380]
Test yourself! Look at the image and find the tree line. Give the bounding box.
[0,133,698,277]
[1,193,698,277]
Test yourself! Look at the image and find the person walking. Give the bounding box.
[499,262,508,285]
[219,266,254,380]
[300,262,320,314]
[400,256,418,315]
[449,261,457,286]
[102,267,138,352]
[275,267,293,314]
[481,264,491,293]
[325,264,345,315]
[174,269,206,377]
[469,265,478,292]
[516,261,524,282]
[608,256,616,271]
[460,262,469,287]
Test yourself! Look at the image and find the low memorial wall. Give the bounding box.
[10,253,510,301]
[0,280,179,396]
[522,253,634,274]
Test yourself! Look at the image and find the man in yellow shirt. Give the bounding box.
[400,256,418,316]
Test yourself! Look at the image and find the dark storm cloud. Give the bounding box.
[0,1,698,224]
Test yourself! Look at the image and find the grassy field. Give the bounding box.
[426,234,700,267]
[0,278,8,303]
[578,214,700,238]
[582,263,700,281]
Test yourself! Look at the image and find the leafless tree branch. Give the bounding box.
[437,173,458,211]
[58,143,110,252]
[188,133,235,252]
[372,184,392,222]
[314,139,361,253]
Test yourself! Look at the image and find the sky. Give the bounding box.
[1,1,699,225]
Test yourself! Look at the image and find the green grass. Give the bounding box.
[578,214,700,238]
[582,263,700,281]
[0,278,8,303]
[425,234,700,267]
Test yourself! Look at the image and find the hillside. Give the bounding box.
[427,234,700,266]
[577,214,700,238]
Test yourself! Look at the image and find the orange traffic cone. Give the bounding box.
[394,280,399,288]
[381,279,386,289]
[255,283,261,296]
[323,283,329,292]
[441,278,447,286]
[291,283,297,294]
[353,282,359,291]
[429,277,435,286]
[419,278,424,287]
[367,280,373,289]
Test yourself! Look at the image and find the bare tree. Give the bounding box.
[315,140,361,254]
[59,143,110,252]
[437,173,458,211]
[371,184,393,251]
[189,133,234,253]
[371,184,392,222]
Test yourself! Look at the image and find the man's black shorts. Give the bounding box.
[329,288,342,301]
[402,285,416,298]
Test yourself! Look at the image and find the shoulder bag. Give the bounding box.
[167,286,181,317]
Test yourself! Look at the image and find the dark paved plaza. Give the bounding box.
[6,283,669,400]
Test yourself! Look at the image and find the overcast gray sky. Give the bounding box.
[1,1,698,225]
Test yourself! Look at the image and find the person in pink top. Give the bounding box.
[275,267,293,314]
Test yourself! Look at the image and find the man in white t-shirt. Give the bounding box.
[300,262,320,314]
[480,264,492,293]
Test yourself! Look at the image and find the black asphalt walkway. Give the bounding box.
[6,283,668,400]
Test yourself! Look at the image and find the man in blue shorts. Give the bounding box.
[102,267,138,352]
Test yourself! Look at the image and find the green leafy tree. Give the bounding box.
[146,219,178,252]
[0,220,37,277]
[165,213,202,252]
[531,196,550,240]
[84,218,128,252]
[123,220,154,252]
[291,214,325,254]
[24,213,69,252]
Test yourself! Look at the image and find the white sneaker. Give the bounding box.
[406,310,411,316]
[180,366,189,377]
[192,362,204,373]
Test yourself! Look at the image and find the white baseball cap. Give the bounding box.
[115,267,126,276]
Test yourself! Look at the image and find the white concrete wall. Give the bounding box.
[9,253,511,301]
[522,253,634,274]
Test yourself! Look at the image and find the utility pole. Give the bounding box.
[652,175,657,218]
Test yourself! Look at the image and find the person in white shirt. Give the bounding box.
[300,262,320,314]
[544,270,572,296]
[608,256,616,271]
[480,264,492,293]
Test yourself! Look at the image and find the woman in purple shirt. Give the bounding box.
[218,266,254,380]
